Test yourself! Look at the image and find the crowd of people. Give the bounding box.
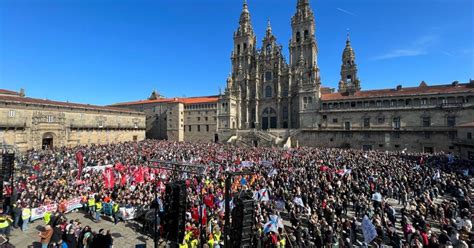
[0,140,472,247]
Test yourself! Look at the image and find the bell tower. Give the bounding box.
[231,0,256,75]
[338,33,361,94]
[289,0,321,128]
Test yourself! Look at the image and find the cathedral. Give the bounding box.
[114,0,473,155]
[218,0,358,130]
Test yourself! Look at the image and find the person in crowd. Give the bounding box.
[1,140,471,247]
[39,225,53,248]
[0,209,13,236]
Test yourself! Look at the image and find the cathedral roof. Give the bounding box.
[321,82,474,101]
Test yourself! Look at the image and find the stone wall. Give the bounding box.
[0,102,146,152]
[183,106,217,143]
[295,105,474,153]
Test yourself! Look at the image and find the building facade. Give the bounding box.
[112,0,473,155]
[0,89,146,152]
[215,0,474,154]
[111,92,219,143]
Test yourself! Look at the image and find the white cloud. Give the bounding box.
[336,8,357,17]
[372,49,427,60]
[371,34,438,60]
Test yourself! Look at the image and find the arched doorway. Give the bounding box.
[261,107,277,130]
[42,133,54,150]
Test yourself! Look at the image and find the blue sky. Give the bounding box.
[1,0,473,105]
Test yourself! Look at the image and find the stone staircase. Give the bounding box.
[228,128,302,148]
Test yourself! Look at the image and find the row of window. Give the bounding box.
[185,125,211,132]
[332,131,460,141]
[187,111,217,115]
[295,30,310,43]
[187,116,217,122]
[322,96,467,110]
[323,116,456,128]
[236,43,249,55]
[184,103,217,110]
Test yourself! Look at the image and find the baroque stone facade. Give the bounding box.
[0,89,146,152]
[113,0,474,156]
[216,0,474,155]
[218,0,321,131]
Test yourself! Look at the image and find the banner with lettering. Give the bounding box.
[30,197,83,221]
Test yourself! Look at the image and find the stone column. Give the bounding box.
[277,99,281,129]
[255,100,260,129]
[237,87,242,129]
[255,76,260,129]
[245,100,250,129]
[288,99,292,129]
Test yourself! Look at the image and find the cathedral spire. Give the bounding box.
[266,18,272,36]
[297,0,310,7]
[239,0,250,26]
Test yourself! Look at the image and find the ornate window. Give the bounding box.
[392,117,401,129]
[237,44,241,54]
[265,85,272,98]
[304,30,309,40]
[303,97,312,109]
[344,122,351,130]
[296,32,301,42]
[346,75,352,83]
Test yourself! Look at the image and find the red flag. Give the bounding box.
[103,167,115,189]
[75,150,84,180]
[115,162,126,172]
[120,173,127,186]
[134,167,144,184]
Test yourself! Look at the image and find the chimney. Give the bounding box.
[19,88,25,97]
[396,85,402,91]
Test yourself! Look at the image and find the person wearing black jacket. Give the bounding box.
[11,203,21,229]
[63,229,78,248]
[90,229,108,248]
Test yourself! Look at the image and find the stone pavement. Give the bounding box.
[6,211,162,248]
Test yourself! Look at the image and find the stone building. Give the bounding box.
[0,89,146,152]
[111,93,219,143]
[453,122,474,160]
[112,0,473,156]
[215,0,474,154]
